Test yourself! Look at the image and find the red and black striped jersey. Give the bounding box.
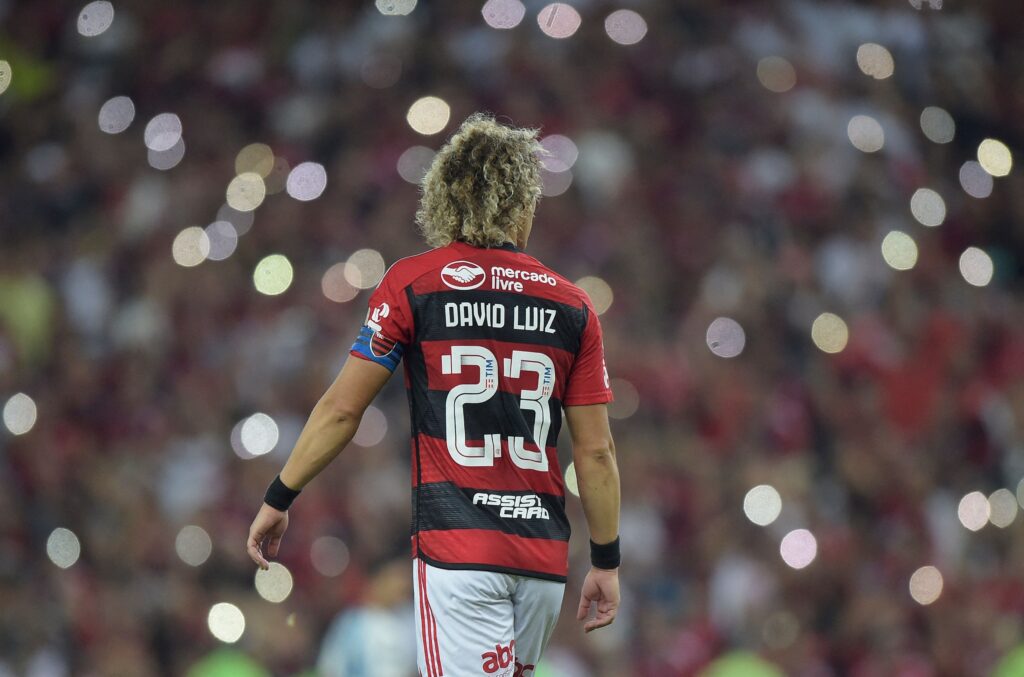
[350,241,612,581]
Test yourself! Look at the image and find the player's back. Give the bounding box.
[351,241,612,581]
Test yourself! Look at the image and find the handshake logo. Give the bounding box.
[441,260,486,290]
[481,640,534,676]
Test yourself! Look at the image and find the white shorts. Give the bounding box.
[413,559,565,677]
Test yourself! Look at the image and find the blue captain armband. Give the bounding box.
[351,325,404,372]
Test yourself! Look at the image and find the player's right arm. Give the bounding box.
[566,403,621,632]
[246,264,413,571]
[246,357,393,570]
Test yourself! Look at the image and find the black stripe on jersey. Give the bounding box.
[410,290,586,354]
[415,389,562,449]
[413,482,570,541]
[406,284,429,558]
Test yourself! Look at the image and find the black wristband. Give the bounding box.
[264,475,300,511]
[590,536,621,570]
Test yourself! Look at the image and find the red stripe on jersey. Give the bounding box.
[420,338,573,401]
[408,242,586,307]
[418,529,569,578]
[413,434,564,494]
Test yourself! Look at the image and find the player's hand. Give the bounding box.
[576,566,620,633]
[246,503,289,570]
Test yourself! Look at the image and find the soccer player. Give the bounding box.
[247,114,621,676]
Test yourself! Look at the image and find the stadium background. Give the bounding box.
[2,0,1024,675]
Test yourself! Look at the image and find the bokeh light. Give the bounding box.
[958,491,990,531]
[205,221,239,261]
[856,43,894,79]
[226,172,266,212]
[564,462,579,497]
[0,61,11,96]
[538,3,582,39]
[482,0,526,30]
[539,135,578,173]
[321,263,360,303]
[217,203,254,237]
[375,0,417,16]
[353,405,388,447]
[175,525,213,566]
[607,378,639,420]
[959,161,994,198]
[265,156,291,195]
[144,113,183,153]
[98,96,135,134]
[576,276,613,315]
[148,138,186,171]
[909,188,945,227]
[397,146,436,184]
[286,162,327,201]
[756,57,796,93]
[407,97,451,135]
[540,169,573,197]
[46,528,81,569]
[605,10,647,45]
[847,115,885,153]
[77,1,114,37]
[344,249,386,290]
[311,536,351,577]
[706,317,746,358]
[3,393,38,435]
[958,247,994,287]
[254,562,294,603]
[880,231,918,271]
[253,254,294,296]
[235,143,275,178]
[240,413,280,457]
[171,226,210,268]
[780,529,817,569]
[744,485,782,526]
[909,566,943,605]
[208,603,245,643]
[920,107,955,144]
[811,313,849,354]
[988,489,1017,528]
[977,138,1012,177]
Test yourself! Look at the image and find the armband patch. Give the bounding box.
[351,325,404,371]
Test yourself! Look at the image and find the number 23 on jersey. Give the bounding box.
[441,346,554,472]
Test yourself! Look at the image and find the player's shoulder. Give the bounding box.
[379,246,457,289]
[512,251,593,310]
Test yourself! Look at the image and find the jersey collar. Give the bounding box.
[455,240,521,253]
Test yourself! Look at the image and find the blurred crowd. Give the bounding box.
[2,0,1024,675]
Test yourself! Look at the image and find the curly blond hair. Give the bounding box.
[416,113,543,248]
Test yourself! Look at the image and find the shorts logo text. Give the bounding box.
[481,640,535,676]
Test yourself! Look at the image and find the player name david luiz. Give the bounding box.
[444,301,558,334]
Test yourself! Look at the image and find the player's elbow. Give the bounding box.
[319,394,363,425]
[573,438,616,465]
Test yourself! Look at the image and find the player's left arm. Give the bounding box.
[246,357,392,569]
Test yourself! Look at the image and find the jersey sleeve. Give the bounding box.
[349,267,414,372]
[563,301,614,407]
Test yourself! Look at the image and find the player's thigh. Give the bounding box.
[511,576,565,669]
[413,559,517,677]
